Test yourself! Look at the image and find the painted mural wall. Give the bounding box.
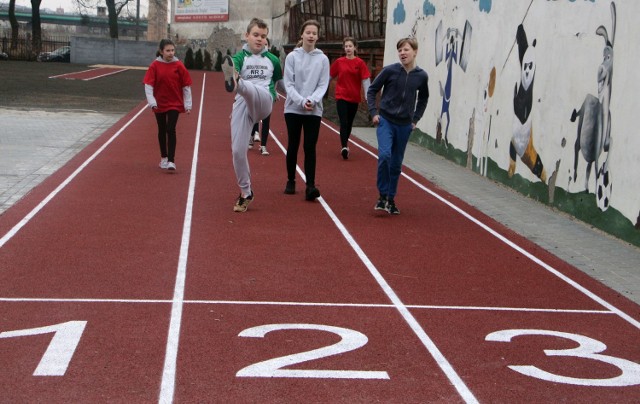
[385,0,640,246]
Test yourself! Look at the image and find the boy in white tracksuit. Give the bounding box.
[223,18,283,212]
[282,19,330,201]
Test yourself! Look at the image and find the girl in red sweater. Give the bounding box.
[329,37,371,159]
[144,39,192,171]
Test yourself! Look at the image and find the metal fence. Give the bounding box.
[288,0,386,44]
[1,29,70,61]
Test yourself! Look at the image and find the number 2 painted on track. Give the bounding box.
[486,329,640,386]
[0,321,86,376]
[236,323,389,379]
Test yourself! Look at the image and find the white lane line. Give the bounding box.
[317,192,479,403]
[48,67,103,79]
[320,120,640,331]
[82,68,128,81]
[0,297,612,314]
[158,75,206,404]
[0,106,147,249]
[268,123,478,403]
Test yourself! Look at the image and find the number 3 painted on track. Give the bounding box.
[236,323,389,379]
[486,329,640,386]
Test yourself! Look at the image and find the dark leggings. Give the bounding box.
[155,110,179,162]
[336,99,359,148]
[251,114,271,146]
[285,113,321,187]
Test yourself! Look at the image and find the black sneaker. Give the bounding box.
[284,180,295,194]
[222,55,237,93]
[233,191,254,212]
[341,147,349,160]
[385,199,400,215]
[305,186,320,201]
[374,196,387,211]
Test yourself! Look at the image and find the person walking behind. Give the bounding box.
[330,37,371,160]
[366,37,429,215]
[223,18,283,212]
[283,19,330,201]
[249,38,275,156]
[144,39,192,171]
[251,114,272,155]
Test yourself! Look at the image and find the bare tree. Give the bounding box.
[8,0,18,50]
[106,0,134,38]
[73,0,97,14]
[73,0,134,39]
[30,0,42,58]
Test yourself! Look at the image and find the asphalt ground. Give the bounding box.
[1,60,639,310]
[0,60,145,113]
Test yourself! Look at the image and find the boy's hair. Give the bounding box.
[300,19,321,36]
[396,37,418,51]
[157,39,175,57]
[247,17,269,34]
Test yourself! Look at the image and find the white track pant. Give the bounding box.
[230,79,273,196]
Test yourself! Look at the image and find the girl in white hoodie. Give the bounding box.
[283,20,330,201]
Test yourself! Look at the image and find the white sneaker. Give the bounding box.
[222,55,237,92]
[260,146,269,156]
[167,162,176,170]
[159,157,168,169]
[253,131,261,142]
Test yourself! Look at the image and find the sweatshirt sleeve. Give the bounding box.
[182,86,192,111]
[144,84,157,108]
[283,53,305,107]
[329,58,338,79]
[271,54,283,83]
[412,73,429,123]
[362,78,371,100]
[367,68,387,117]
[143,62,157,108]
[308,56,330,105]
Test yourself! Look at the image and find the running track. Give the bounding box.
[1,71,639,403]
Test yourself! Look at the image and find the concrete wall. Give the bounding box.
[383,0,640,246]
[70,37,158,67]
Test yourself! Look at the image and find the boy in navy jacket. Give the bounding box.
[367,37,429,215]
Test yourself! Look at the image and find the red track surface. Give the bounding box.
[1,71,640,403]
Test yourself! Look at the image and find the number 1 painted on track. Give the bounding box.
[0,320,87,376]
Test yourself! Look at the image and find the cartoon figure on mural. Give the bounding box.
[476,66,496,177]
[434,20,471,146]
[570,2,615,211]
[509,24,547,184]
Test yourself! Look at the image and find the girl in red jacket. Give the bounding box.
[144,39,192,171]
[330,37,371,159]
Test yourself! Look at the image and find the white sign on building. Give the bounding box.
[175,0,229,22]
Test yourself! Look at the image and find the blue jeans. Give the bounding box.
[376,116,412,199]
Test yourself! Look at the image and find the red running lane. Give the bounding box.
[1,71,639,402]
